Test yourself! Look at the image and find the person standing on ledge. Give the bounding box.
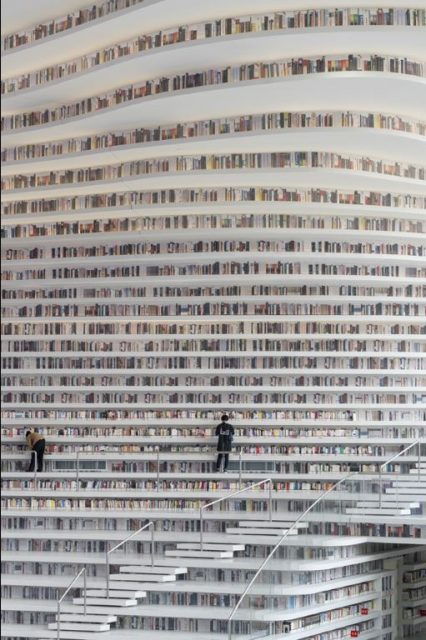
[26,430,46,472]
[215,414,234,472]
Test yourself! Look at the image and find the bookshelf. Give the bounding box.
[1,1,425,639]
[2,55,424,135]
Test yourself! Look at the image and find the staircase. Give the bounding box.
[346,461,425,518]
[41,520,265,638]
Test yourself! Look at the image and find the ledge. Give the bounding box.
[3,168,426,203]
[3,28,425,112]
[3,128,425,176]
[4,0,426,75]
[2,74,426,148]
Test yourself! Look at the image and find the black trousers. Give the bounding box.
[28,439,45,472]
[216,452,229,471]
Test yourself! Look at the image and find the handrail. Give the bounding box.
[380,439,420,470]
[106,521,154,597]
[20,441,423,482]
[57,567,86,640]
[227,438,422,640]
[199,478,272,550]
[378,439,420,507]
[227,473,356,640]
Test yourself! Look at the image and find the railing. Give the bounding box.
[56,567,86,640]
[226,472,358,640]
[378,439,421,508]
[25,442,424,492]
[33,446,263,490]
[32,450,37,482]
[226,439,424,640]
[105,521,154,598]
[199,479,272,550]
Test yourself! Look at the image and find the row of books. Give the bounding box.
[3,390,423,403]
[4,188,425,219]
[3,8,425,87]
[2,426,422,438]
[3,55,424,132]
[0,469,390,488]
[2,336,424,354]
[3,375,422,389]
[4,302,424,320]
[2,406,421,420]
[4,152,423,191]
[4,286,425,304]
[3,355,422,369]
[2,320,423,337]
[3,211,425,240]
[0,461,408,475]
[3,111,424,163]
[4,240,426,262]
[4,260,418,280]
[4,6,424,52]
[1,0,145,51]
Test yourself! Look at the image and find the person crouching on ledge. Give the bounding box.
[26,430,46,472]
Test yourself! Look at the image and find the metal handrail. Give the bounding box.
[57,567,86,640]
[227,473,356,640]
[105,521,154,597]
[380,439,420,470]
[378,439,420,507]
[227,438,423,640]
[24,441,423,485]
[199,479,272,550]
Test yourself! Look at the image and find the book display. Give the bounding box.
[1,2,425,639]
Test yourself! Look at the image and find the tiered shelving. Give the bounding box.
[1,1,425,639]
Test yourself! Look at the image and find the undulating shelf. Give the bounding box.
[3,6,424,58]
[2,54,424,132]
[2,111,425,164]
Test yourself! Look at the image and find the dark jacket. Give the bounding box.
[26,432,45,449]
[215,421,234,452]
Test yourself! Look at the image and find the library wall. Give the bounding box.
[1,2,425,639]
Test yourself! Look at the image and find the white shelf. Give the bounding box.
[2,314,423,324]
[4,27,425,114]
[3,200,426,228]
[4,167,426,203]
[2,127,425,176]
[4,276,426,291]
[3,73,426,148]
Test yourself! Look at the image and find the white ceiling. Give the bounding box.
[1,0,87,35]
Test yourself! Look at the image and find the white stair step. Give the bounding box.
[110,572,176,582]
[226,527,295,535]
[73,597,137,606]
[86,589,145,598]
[119,566,187,575]
[83,580,146,596]
[56,614,117,623]
[48,622,110,631]
[176,543,244,551]
[87,583,148,592]
[393,480,426,487]
[409,469,426,475]
[165,549,234,558]
[346,507,411,515]
[237,521,308,529]
[386,488,426,495]
[356,501,420,508]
